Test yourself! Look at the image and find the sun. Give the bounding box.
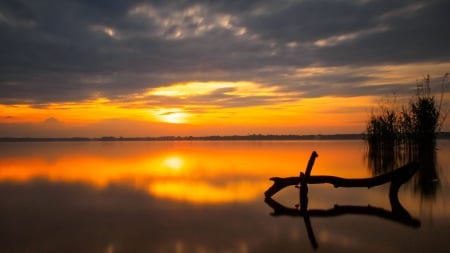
[155,109,189,124]
[161,112,188,124]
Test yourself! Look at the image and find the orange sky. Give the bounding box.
[1,70,449,137]
[2,1,450,137]
[0,93,375,137]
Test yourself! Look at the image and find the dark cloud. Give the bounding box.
[0,0,36,26]
[314,1,450,66]
[1,0,449,105]
[243,0,378,43]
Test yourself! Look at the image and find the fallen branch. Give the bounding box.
[264,151,420,251]
[265,157,418,197]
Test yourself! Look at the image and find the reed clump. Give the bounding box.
[366,74,448,150]
[366,73,448,198]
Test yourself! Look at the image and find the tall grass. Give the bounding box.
[365,73,448,199]
[366,74,448,149]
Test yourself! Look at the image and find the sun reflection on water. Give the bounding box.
[163,156,184,171]
[0,140,385,204]
[148,180,268,204]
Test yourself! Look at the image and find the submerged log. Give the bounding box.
[264,152,419,197]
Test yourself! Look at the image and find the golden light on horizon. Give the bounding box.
[0,98,153,124]
[1,61,450,137]
[4,76,434,136]
[0,94,380,136]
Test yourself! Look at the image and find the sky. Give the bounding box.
[1,0,450,137]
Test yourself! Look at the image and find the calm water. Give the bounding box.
[0,140,449,253]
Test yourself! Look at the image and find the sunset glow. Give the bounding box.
[1,1,449,137]
[2,1,450,252]
[1,87,448,137]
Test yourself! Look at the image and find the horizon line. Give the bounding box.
[1,132,450,142]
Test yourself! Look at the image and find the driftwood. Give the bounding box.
[264,151,420,250]
[265,151,419,198]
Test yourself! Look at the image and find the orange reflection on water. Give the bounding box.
[0,141,370,204]
[149,180,269,204]
[0,155,173,186]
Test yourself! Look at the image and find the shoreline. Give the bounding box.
[1,132,449,142]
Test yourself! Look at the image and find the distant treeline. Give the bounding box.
[1,133,450,142]
[0,134,362,142]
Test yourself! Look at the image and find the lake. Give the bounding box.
[0,140,449,253]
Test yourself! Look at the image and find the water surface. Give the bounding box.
[0,140,449,252]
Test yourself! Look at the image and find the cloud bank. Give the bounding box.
[1,0,449,106]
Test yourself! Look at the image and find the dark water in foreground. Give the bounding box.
[0,140,449,253]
